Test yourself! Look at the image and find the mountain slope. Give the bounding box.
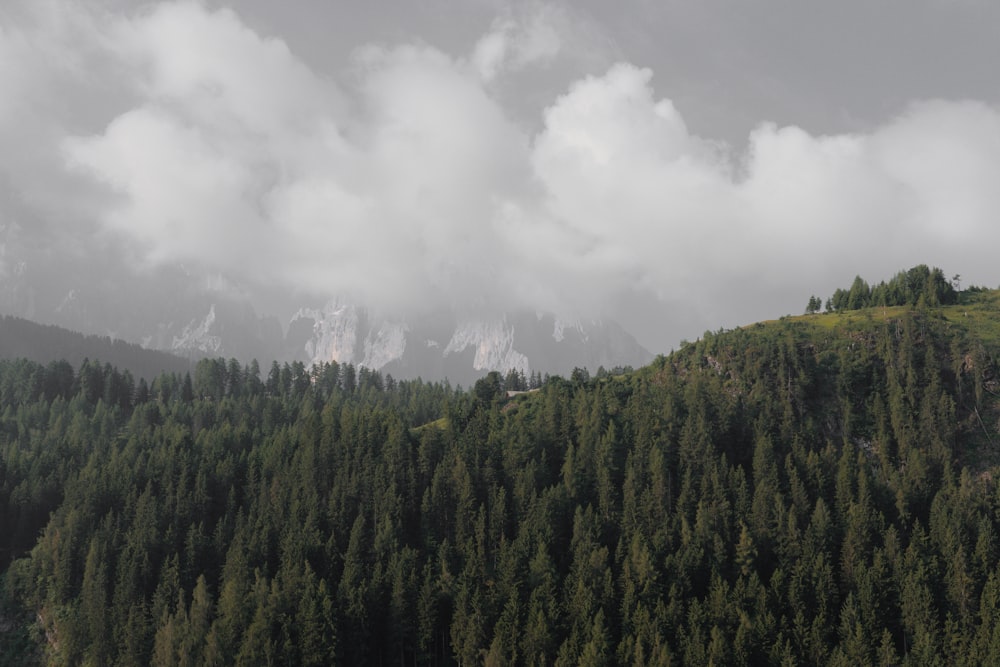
[3,283,1000,664]
[658,286,1000,469]
[0,262,288,368]
[0,315,192,380]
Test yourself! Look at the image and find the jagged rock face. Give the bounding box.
[132,300,282,364]
[444,317,530,376]
[293,301,410,371]
[294,302,653,385]
[171,304,223,355]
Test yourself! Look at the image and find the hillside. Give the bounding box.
[730,284,1000,469]
[0,315,193,381]
[2,281,1000,664]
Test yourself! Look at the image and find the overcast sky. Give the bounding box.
[3,0,1000,351]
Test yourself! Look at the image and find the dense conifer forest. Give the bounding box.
[3,268,1000,665]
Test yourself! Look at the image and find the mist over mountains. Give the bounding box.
[0,254,650,384]
[290,302,650,385]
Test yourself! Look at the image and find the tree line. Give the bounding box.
[806,264,961,314]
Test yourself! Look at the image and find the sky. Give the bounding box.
[2,0,1000,352]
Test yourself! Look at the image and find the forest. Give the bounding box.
[808,264,961,314]
[2,270,1000,665]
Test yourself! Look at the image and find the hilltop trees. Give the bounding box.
[828,265,958,312]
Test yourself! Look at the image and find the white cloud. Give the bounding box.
[5,0,1000,349]
[472,22,511,82]
[64,106,267,264]
[0,1,118,210]
[871,100,1000,242]
[111,2,344,138]
[472,5,562,81]
[531,64,734,297]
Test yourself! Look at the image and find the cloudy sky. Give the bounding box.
[2,0,1000,351]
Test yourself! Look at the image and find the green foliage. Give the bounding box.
[2,285,1000,664]
[828,264,958,312]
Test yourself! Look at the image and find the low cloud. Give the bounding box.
[472,5,563,82]
[4,0,1000,350]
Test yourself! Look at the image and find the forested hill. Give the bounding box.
[2,285,1000,664]
[0,315,193,381]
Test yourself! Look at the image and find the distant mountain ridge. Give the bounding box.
[0,253,651,381]
[286,301,653,385]
[0,315,192,381]
[0,274,652,383]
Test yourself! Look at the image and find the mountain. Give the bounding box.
[3,277,1000,664]
[289,301,653,385]
[0,259,287,367]
[143,300,286,364]
[0,259,652,381]
[0,314,192,380]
